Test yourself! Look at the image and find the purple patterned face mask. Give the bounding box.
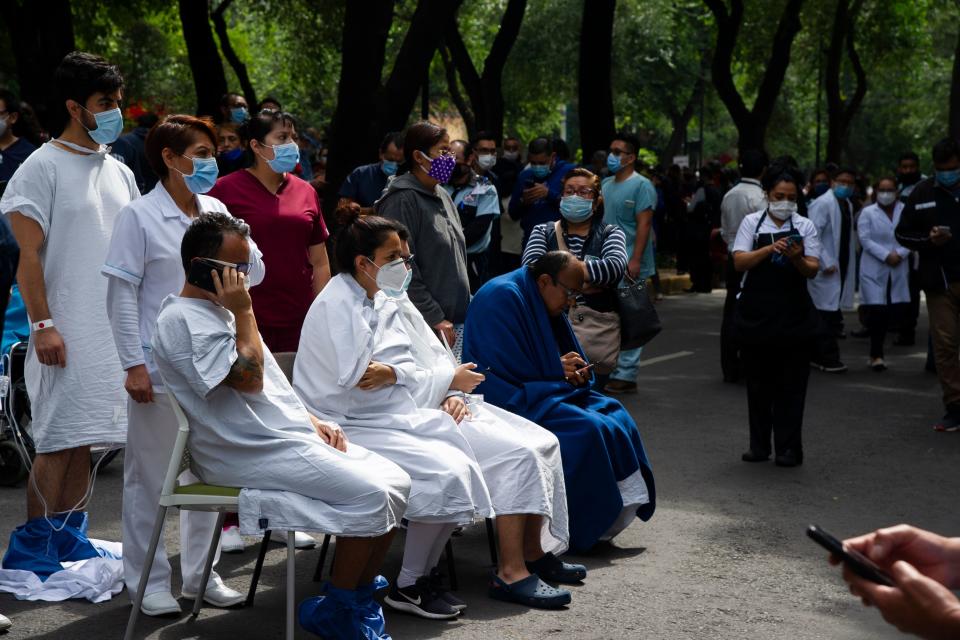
[425,152,456,183]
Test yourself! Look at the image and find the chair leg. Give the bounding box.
[192,511,226,617]
[123,505,168,640]
[286,531,295,640]
[445,539,458,591]
[246,530,272,606]
[485,518,499,568]
[312,534,331,582]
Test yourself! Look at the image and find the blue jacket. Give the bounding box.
[508,160,575,244]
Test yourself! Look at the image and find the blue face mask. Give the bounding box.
[382,160,398,176]
[559,195,594,222]
[833,184,854,200]
[230,106,248,124]
[81,107,123,145]
[531,164,550,179]
[178,155,220,194]
[937,168,960,188]
[812,182,830,197]
[222,147,243,162]
[606,152,622,174]
[260,141,300,174]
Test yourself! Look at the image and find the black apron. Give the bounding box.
[734,213,819,344]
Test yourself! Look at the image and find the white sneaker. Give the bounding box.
[181,578,245,608]
[272,530,317,549]
[140,591,182,617]
[221,525,245,553]
[0,613,11,631]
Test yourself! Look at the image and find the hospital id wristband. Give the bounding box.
[31,319,54,331]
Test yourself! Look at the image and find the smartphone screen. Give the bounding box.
[807,524,894,586]
[187,259,221,294]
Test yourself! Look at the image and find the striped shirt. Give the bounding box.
[521,222,628,287]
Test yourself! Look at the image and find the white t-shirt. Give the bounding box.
[0,141,139,452]
[732,210,821,261]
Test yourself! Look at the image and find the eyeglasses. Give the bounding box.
[195,257,252,274]
[553,278,582,298]
[562,187,597,199]
[608,148,630,157]
[399,254,415,266]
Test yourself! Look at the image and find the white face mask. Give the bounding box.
[477,154,497,171]
[768,200,797,221]
[876,191,897,206]
[366,257,411,296]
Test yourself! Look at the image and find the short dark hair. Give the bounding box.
[551,136,571,160]
[403,121,447,168]
[738,149,768,178]
[898,151,919,165]
[220,92,244,108]
[335,212,409,275]
[529,251,574,280]
[933,138,960,165]
[0,90,22,118]
[137,112,159,129]
[145,114,218,180]
[474,130,497,145]
[180,212,251,272]
[528,137,552,156]
[810,167,830,183]
[612,131,641,156]
[762,168,802,193]
[54,51,124,124]
[835,166,858,180]
[238,109,297,161]
[380,131,404,154]
[257,96,282,111]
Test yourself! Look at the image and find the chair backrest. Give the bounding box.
[274,351,296,384]
[158,377,192,499]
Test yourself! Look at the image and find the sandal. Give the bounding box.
[526,552,587,584]
[487,573,571,609]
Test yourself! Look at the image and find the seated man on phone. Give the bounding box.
[152,212,411,639]
[830,524,960,638]
[463,251,656,553]
[895,137,960,432]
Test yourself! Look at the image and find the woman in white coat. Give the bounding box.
[102,115,264,615]
[857,176,910,371]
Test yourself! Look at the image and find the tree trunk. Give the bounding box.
[704,0,805,155]
[212,0,257,110]
[578,0,617,160]
[951,25,960,140]
[663,52,710,163]
[440,44,476,138]
[2,0,76,135]
[324,0,395,215]
[178,0,228,119]
[825,0,867,163]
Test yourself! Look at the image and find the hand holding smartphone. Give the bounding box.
[807,524,894,586]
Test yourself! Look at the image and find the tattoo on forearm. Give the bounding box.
[225,352,263,388]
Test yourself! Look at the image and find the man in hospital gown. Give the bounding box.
[463,251,657,553]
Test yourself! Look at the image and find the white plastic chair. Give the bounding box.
[123,389,296,640]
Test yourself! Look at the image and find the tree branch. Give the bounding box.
[439,44,476,136]
[443,15,483,112]
[703,0,751,130]
[751,0,804,125]
[212,0,257,109]
[842,0,867,124]
[482,0,526,83]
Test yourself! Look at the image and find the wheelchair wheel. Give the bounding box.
[0,439,28,486]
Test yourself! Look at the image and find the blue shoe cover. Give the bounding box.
[297,585,362,640]
[2,512,99,580]
[356,576,390,638]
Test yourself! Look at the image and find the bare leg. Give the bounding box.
[330,536,378,590]
[495,514,531,583]
[26,449,74,519]
[359,529,398,585]
[523,515,546,562]
[55,446,91,512]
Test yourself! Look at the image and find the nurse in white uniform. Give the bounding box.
[857,176,910,371]
[102,115,264,616]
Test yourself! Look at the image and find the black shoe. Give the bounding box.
[741,450,770,463]
[811,360,848,373]
[850,327,870,339]
[428,567,466,611]
[384,577,459,620]
[774,451,803,467]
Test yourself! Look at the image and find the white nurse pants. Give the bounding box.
[122,393,221,598]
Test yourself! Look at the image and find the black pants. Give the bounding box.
[814,310,844,365]
[862,301,909,359]
[720,257,741,380]
[742,342,810,458]
[467,252,489,294]
[902,264,921,340]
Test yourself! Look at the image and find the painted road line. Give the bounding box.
[638,351,695,368]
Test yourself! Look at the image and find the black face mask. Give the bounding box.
[451,163,470,183]
[898,171,920,186]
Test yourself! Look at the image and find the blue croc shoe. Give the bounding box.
[488,573,571,609]
[526,552,587,584]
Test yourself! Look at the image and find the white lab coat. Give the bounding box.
[807,190,857,311]
[293,274,493,525]
[386,291,570,554]
[857,202,910,305]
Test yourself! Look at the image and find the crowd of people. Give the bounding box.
[0,48,959,639]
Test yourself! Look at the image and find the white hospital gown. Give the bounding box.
[0,142,139,453]
[152,295,410,537]
[293,274,493,525]
[387,292,570,554]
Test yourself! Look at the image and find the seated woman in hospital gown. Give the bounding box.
[295,214,578,614]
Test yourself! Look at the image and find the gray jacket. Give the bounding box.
[374,173,471,325]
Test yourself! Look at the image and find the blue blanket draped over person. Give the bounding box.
[463,256,656,552]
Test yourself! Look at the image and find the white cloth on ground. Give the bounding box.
[387,291,570,554]
[0,540,123,603]
[0,142,139,452]
[293,274,492,526]
[152,295,410,537]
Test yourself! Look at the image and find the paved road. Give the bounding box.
[0,291,954,639]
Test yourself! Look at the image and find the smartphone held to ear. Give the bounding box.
[187,259,222,294]
[807,524,894,586]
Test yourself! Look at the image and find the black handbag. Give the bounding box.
[617,275,662,349]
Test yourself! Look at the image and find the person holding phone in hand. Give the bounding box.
[732,170,821,468]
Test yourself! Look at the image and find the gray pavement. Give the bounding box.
[0,290,954,639]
